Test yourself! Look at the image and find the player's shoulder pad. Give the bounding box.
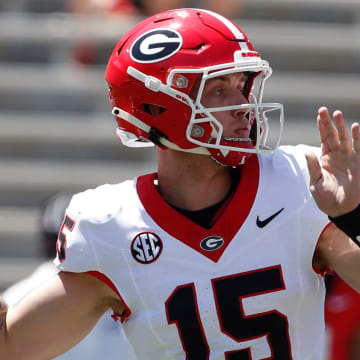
[67,180,135,224]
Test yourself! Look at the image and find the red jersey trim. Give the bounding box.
[136,156,259,262]
[86,271,132,323]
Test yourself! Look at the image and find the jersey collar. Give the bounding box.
[136,156,259,262]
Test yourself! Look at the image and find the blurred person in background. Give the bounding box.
[134,0,243,17]
[67,0,141,18]
[67,0,243,65]
[66,0,141,66]
[324,274,360,360]
[2,193,135,360]
[67,0,243,17]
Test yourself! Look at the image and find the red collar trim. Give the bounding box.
[136,156,259,262]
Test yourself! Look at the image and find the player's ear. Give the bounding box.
[141,103,166,117]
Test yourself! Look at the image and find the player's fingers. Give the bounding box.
[305,151,322,191]
[333,110,351,154]
[317,108,330,145]
[317,107,339,152]
[352,122,360,153]
[319,120,330,155]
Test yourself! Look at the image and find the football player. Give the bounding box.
[1,8,360,360]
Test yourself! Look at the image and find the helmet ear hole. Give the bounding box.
[140,103,167,116]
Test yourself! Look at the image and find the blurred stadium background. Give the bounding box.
[0,0,360,292]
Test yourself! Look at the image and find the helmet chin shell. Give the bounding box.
[208,137,255,167]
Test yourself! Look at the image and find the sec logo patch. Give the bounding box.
[130,28,183,63]
[131,232,163,264]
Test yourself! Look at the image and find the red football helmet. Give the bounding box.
[105,8,283,167]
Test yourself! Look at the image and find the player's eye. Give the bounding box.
[215,88,224,95]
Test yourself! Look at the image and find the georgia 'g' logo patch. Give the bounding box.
[200,236,224,251]
[131,232,163,264]
[130,28,183,63]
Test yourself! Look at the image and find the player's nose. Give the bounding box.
[232,104,250,121]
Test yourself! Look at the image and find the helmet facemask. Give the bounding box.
[168,54,284,166]
[112,56,284,167]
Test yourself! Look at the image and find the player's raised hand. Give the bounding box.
[305,107,360,217]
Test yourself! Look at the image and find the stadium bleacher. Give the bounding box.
[0,0,360,291]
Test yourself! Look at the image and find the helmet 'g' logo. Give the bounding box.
[130,28,182,63]
[200,236,224,251]
[131,232,163,264]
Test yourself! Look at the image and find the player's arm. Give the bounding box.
[305,107,360,219]
[314,223,360,292]
[0,271,124,360]
[307,107,360,289]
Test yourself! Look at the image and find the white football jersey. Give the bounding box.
[55,145,329,360]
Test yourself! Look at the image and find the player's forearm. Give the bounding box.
[2,273,101,360]
[1,272,118,360]
[315,224,360,292]
[0,296,10,359]
[331,246,360,293]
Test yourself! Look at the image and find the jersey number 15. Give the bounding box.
[165,265,293,359]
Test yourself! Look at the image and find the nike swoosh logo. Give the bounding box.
[256,208,284,228]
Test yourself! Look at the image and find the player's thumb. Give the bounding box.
[305,151,322,192]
